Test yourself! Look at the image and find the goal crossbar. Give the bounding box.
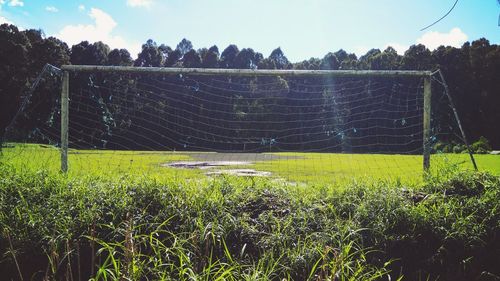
[61,65,432,78]
[58,65,433,174]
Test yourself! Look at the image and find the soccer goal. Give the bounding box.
[58,66,433,179]
[2,65,477,184]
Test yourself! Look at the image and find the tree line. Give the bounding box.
[0,23,499,151]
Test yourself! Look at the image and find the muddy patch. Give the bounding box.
[163,161,251,169]
[163,152,300,177]
[164,160,271,177]
[206,169,271,177]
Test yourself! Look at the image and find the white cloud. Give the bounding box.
[57,8,141,57]
[8,0,23,7]
[126,0,153,8]
[78,4,85,11]
[377,27,467,57]
[0,15,12,24]
[45,6,58,13]
[416,27,468,50]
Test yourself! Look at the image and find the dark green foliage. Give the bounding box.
[134,39,163,67]
[472,136,492,154]
[71,41,110,66]
[320,52,340,70]
[175,38,193,57]
[267,47,290,69]
[1,163,499,280]
[1,22,500,149]
[220,44,239,69]
[401,44,433,70]
[0,24,70,142]
[182,49,201,68]
[107,48,133,66]
[201,45,219,68]
[453,144,466,154]
[434,137,492,154]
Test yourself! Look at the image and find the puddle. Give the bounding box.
[206,169,271,177]
[164,161,252,169]
[164,160,271,177]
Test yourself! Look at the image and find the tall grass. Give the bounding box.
[0,162,499,280]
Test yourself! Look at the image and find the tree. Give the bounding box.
[468,38,500,145]
[320,52,340,70]
[220,44,239,68]
[134,39,163,67]
[432,45,471,142]
[234,48,261,69]
[0,25,72,143]
[165,49,181,67]
[23,29,44,45]
[71,41,110,65]
[334,50,358,70]
[182,49,201,68]
[401,44,432,70]
[107,49,132,66]
[294,58,321,70]
[158,44,172,64]
[469,38,493,79]
[176,38,193,57]
[358,49,381,69]
[30,37,70,69]
[365,47,401,70]
[0,24,31,140]
[268,47,290,69]
[201,45,219,68]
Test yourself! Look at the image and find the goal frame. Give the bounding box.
[59,65,433,173]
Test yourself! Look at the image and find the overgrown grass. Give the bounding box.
[1,161,500,280]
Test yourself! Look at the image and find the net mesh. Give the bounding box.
[0,67,476,185]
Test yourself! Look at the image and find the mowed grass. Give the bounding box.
[0,143,201,181]
[1,143,499,186]
[255,152,500,185]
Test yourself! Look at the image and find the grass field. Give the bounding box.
[2,143,499,186]
[2,143,500,280]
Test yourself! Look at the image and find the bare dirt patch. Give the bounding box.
[164,160,271,177]
[163,152,291,177]
[206,169,271,177]
[163,161,251,169]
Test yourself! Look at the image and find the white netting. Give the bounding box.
[4,68,461,185]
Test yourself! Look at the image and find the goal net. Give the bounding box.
[1,66,474,185]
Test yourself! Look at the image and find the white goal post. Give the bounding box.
[59,65,433,173]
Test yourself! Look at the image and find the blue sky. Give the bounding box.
[0,0,499,62]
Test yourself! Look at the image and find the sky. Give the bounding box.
[0,0,499,62]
